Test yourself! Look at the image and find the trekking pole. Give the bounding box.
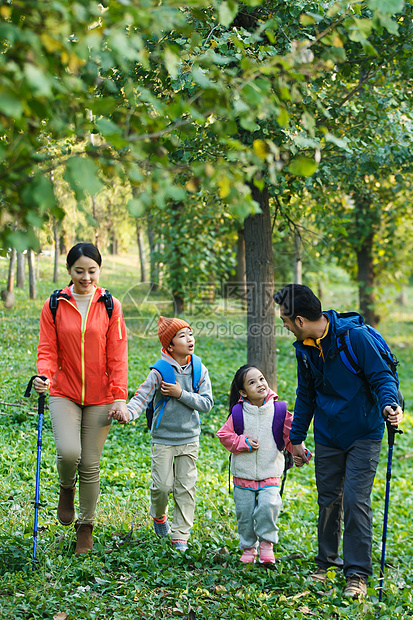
[378,416,403,602]
[24,375,47,566]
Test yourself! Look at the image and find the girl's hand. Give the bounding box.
[160,381,182,399]
[248,438,260,450]
[108,402,130,424]
[33,376,50,393]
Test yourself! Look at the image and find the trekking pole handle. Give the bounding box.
[24,375,47,398]
[386,404,403,447]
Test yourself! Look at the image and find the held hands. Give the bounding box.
[383,404,403,426]
[108,402,130,424]
[160,381,182,399]
[33,376,50,393]
[292,443,310,467]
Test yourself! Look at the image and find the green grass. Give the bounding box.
[0,254,412,619]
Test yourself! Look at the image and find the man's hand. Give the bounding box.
[292,443,309,467]
[160,381,182,399]
[383,404,403,426]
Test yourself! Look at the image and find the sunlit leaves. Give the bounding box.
[288,157,318,177]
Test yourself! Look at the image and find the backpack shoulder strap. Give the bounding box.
[190,354,202,392]
[49,289,71,324]
[231,403,244,435]
[337,329,361,375]
[150,359,176,384]
[98,289,114,320]
[272,400,287,452]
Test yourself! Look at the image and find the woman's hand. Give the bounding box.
[33,376,50,393]
[108,402,130,424]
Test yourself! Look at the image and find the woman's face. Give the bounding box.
[67,255,100,295]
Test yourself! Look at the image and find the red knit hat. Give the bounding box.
[158,316,191,349]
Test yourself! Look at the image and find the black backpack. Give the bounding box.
[49,288,113,323]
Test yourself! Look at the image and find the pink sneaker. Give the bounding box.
[259,541,275,564]
[240,547,257,564]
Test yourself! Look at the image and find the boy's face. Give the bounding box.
[167,327,195,361]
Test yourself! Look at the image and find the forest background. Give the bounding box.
[1,0,413,618]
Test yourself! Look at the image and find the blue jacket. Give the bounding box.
[290,310,399,450]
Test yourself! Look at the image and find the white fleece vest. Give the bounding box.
[230,399,285,480]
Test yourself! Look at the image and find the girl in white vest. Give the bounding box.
[217,365,310,564]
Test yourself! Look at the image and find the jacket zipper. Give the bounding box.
[118,316,122,339]
[62,294,94,406]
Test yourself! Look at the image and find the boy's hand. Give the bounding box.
[247,438,260,451]
[108,402,130,424]
[160,381,182,399]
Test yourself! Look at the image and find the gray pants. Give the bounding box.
[233,485,282,550]
[314,439,382,579]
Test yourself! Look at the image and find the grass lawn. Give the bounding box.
[0,253,412,619]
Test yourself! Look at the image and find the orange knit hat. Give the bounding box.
[158,316,191,349]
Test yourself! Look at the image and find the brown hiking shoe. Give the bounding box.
[344,574,367,598]
[57,485,76,526]
[310,567,328,582]
[74,522,93,556]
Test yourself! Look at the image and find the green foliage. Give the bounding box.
[2,0,412,251]
[0,255,412,618]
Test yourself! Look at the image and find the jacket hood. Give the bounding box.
[324,309,365,335]
[161,348,191,372]
[59,285,107,301]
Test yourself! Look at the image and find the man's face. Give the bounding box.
[279,306,305,341]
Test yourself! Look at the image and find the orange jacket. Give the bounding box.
[37,285,128,406]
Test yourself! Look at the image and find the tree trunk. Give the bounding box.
[357,233,378,325]
[28,249,36,300]
[294,233,302,285]
[147,215,159,290]
[16,252,25,288]
[244,184,276,390]
[236,228,247,308]
[136,221,147,283]
[53,216,59,283]
[7,248,16,293]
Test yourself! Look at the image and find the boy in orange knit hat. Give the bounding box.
[116,316,213,550]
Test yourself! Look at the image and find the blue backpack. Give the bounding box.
[145,354,203,431]
[336,324,404,410]
[230,400,294,497]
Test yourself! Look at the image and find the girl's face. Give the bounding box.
[67,255,100,296]
[239,367,269,406]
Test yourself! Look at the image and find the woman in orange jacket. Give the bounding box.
[33,242,129,555]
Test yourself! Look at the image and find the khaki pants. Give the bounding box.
[49,396,112,524]
[150,442,199,541]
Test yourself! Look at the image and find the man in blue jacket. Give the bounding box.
[273,284,403,598]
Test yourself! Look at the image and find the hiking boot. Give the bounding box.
[258,541,275,564]
[57,485,76,526]
[240,547,257,564]
[74,522,93,556]
[344,574,367,598]
[153,517,171,537]
[171,539,188,551]
[310,567,328,582]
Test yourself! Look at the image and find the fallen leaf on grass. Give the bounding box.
[298,606,317,616]
[287,591,310,600]
[53,613,68,620]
